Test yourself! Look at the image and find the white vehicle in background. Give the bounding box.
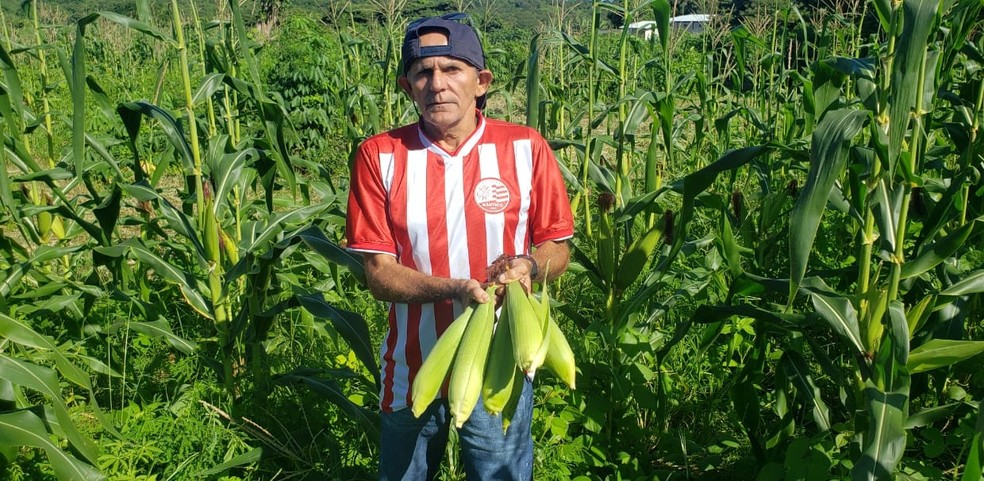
[628,14,714,40]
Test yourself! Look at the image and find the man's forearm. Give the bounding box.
[363,253,487,305]
[531,240,570,282]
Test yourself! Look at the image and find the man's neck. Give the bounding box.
[421,111,482,154]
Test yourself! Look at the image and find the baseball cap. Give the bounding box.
[401,13,488,108]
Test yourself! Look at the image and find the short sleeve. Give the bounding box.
[345,141,397,255]
[528,133,575,246]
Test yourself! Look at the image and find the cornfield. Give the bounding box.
[0,0,982,479]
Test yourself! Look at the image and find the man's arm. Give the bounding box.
[363,253,489,305]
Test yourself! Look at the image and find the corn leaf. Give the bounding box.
[780,351,831,431]
[851,383,907,481]
[940,269,984,296]
[962,406,984,481]
[526,33,541,129]
[127,320,198,355]
[907,339,984,374]
[901,221,974,279]
[0,355,99,463]
[0,312,91,389]
[126,240,213,319]
[0,410,105,481]
[296,292,378,386]
[275,373,380,445]
[887,0,940,178]
[192,447,263,477]
[809,291,866,356]
[789,109,866,298]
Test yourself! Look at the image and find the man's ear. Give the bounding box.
[477,69,493,96]
[398,76,411,95]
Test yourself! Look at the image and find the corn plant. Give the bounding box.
[2,2,381,477]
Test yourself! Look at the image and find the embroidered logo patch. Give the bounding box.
[474,178,510,214]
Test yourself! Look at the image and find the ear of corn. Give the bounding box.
[500,368,527,434]
[505,281,544,372]
[543,316,576,389]
[410,303,475,418]
[448,286,498,428]
[482,307,518,415]
[529,283,552,371]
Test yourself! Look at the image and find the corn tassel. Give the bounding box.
[448,286,497,427]
[482,308,518,415]
[505,281,544,372]
[410,303,475,418]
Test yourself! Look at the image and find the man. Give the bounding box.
[345,13,574,480]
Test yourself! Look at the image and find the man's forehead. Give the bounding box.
[418,30,450,46]
[408,54,473,72]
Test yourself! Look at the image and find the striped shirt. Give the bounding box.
[345,112,574,412]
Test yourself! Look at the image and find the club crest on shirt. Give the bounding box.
[473,178,510,214]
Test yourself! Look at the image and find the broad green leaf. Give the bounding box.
[526,34,541,129]
[242,204,330,254]
[11,168,74,182]
[649,0,671,54]
[964,432,983,481]
[275,373,380,445]
[117,101,195,174]
[905,402,961,429]
[962,403,983,481]
[127,241,212,319]
[780,351,831,431]
[192,73,228,107]
[871,179,902,253]
[888,0,941,177]
[808,290,865,356]
[901,221,974,279]
[0,356,99,463]
[907,339,984,374]
[292,225,366,282]
[940,269,984,296]
[851,383,907,481]
[192,447,263,477]
[296,293,378,386]
[887,300,909,365]
[0,313,91,389]
[127,320,198,355]
[96,11,174,45]
[666,146,771,272]
[0,410,105,481]
[207,139,256,216]
[121,181,159,202]
[790,109,866,298]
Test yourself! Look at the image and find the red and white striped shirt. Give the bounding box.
[346,112,574,412]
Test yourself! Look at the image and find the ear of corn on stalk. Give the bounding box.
[411,303,475,418]
[448,286,498,427]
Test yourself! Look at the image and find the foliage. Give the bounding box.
[1,0,982,479]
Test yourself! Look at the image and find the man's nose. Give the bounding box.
[428,71,447,91]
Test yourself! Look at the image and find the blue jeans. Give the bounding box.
[379,377,534,480]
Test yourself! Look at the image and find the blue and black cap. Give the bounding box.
[401,13,488,108]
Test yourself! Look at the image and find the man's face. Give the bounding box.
[399,31,492,136]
